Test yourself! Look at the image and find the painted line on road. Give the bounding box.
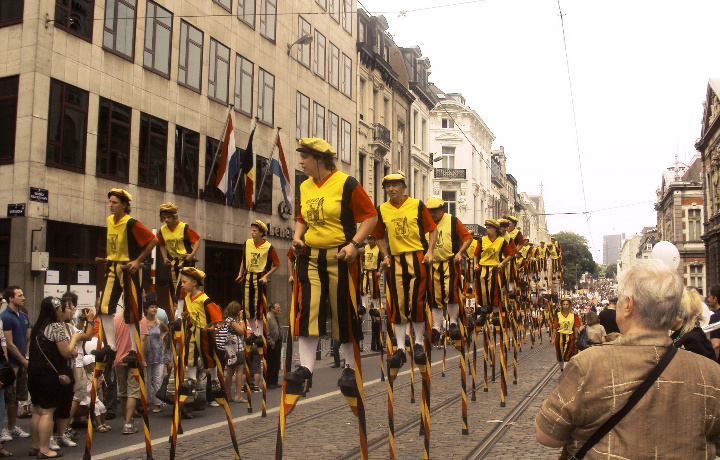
[95,353,462,459]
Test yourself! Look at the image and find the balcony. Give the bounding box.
[371,123,391,149]
[434,168,466,179]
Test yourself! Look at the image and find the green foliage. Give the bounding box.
[553,231,597,289]
[605,262,617,279]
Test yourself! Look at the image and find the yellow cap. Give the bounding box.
[382,173,406,186]
[251,220,268,234]
[485,219,500,229]
[528,241,535,245]
[505,215,518,224]
[425,197,444,209]
[498,218,510,226]
[108,188,132,202]
[181,267,206,284]
[159,202,178,214]
[540,241,545,244]
[297,138,336,156]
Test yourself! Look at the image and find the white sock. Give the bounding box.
[298,336,318,373]
[412,322,425,345]
[209,367,218,380]
[175,300,184,322]
[560,361,565,370]
[432,308,444,331]
[361,295,369,308]
[100,315,116,350]
[129,329,137,352]
[340,343,355,369]
[447,303,459,325]
[394,323,408,352]
[186,366,197,380]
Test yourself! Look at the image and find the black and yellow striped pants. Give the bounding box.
[475,265,501,308]
[429,259,461,308]
[100,261,143,323]
[362,269,380,299]
[184,324,218,369]
[386,251,428,324]
[168,256,193,301]
[242,272,268,320]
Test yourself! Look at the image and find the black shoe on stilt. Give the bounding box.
[337,366,357,390]
[386,349,407,369]
[413,343,427,365]
[91,345,116,363]
[284,366,313,389]
[121,350,138,367]
[448,323,462,341]
[168,319,182,333]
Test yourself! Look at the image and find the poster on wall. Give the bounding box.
[70,285,97,310]
[45,270,59,284]
[43,285,66,299]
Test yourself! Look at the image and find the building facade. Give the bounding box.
[518,192,549,244]
[0,0,358,318]
[603,234,624,265]
[655,154,706,293]
[617,234,641,278]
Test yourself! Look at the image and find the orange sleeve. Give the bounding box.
[297,204,307,225]
[132,221,156,248]
[186,225,200,244]
[574,315,582,327]
[350,184,377,223]
[553,315,559,329]
[156,231,166,246]
[474,239,483,257]
[501,240,511,258]
[286,248,295,261]
[269,247,280,267]
[420,206,437,232]
[206,300,223,324]
[370,220,386,240]
[455,219,472,243]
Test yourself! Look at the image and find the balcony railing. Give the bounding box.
[372,123,390,147]
[434,168,466,179]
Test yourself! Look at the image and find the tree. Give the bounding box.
[553,231,597,290]
[605,262,617,279]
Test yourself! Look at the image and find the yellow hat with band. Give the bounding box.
[485,219,500,229]
[425,197,444,209]
[297,138,336,156]
[498,218,510,225]
[506,215,518,223]
[251,220,268,234]
[181,267,206,284]
[160,202,178,213]
[108,188,132,202]
[382,173,406,186]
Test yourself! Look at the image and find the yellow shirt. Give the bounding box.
[184,291,222,328]
[538,246,547,259]
[547,244,559,259]
[478,235,507,266]
[377,197,432,255]
[160,222,190,258]
[363,244,380,271]
[556,312,576,335]
[106,215,132,262]
[467,239,478,260]
[431,213,454,261]
[244,239,273,273]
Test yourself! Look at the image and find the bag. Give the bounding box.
[225,335,238,366]
[576,326,589,351]
[36,335,73,386]
[58,374,72,386]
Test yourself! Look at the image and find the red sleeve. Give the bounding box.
[286,248,295,261]
[370,220,386,240]
[516,231,525,247]
[186,225,200,244]
[553,315,559,329]
[269,247,280,267]
[297,203,307,225]
[206,300,223,324]
[156,231,166,246]
[455,219,472,243]
[506,239,517,256]
[501,240,511,258]
[349,184,377,223]
[474,239,483,257]
[420,206,436,232]
[132,221,156,248]
[574,315,582,327]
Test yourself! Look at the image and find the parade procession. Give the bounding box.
[5,0,720,458]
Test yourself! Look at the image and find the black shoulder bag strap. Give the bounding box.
[571,345,678,460]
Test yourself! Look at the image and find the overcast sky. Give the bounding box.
[357,0,720,263]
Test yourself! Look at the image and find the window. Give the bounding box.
[55,0,93,39]
[204,137,225,202]
[358,154,365,187]
[313,30,326,79]
[358,79,365,120]
[259,0,276,42]
[689,265,704,294]
[329,42,339,88]
[688,208,702,240]
[46,79,88,172]
[0,75,19,163]
[213,0,231,12]
[237,0,255,27]
[328,111,339,153]
[342,0,351,33]
[178,21,203,92]
[421,118,426,149]
[296,92,310,139]
[313,102,325,138]
[97,97,131,181]
[340,119,351,164]
[341,53,352,97]
[442,118,454,128]
[442,191,456,216]
[254,156,272,214]
[358,20,365,43]
[103,0,137,60]
[138,112,167,190]
[208,38,230,104]
[1,0,23,27]
[315,0,325,9]
[234,54,253,117]
[257,68,274,126]
[329,0,339,22]
[143,1,172,78]
[174,126,199,197]
[441,146,455,169]
[297,16,311,68]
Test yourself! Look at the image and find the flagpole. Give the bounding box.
[232,116,259,197]
[205,105,234,190]
[254,127,281,210]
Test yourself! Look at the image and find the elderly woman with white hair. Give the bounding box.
[536,260,720,459]
[670,288,715,360]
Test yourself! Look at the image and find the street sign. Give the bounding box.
[7,203,25,218]
[29,187,49,203]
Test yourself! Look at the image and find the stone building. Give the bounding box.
[655,154,706,293]
[617,234,641,278]
[0,0,358,316]
[517,192,550,244]
[696,79,720,289]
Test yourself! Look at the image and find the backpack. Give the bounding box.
[576,326,589,351]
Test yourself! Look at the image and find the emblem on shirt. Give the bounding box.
[108,234,118,252]
[250,253,261,268]
[436,230,445,248]
[392,217,409,239]
[366,253,375,265]
[305,197,325,227]
[167,239,178,253]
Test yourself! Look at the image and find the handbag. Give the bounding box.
[563,345,677,460]
[36,335,72,386]
[576,326,589,351]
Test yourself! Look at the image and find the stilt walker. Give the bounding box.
[384,323,398,460]
[372,174,437,459]
[236,220,280,417]
[282,137,376,458]
[167,313,185,459]
[87,188,157,459]
[452,280,470,434]
[84,320,106,460]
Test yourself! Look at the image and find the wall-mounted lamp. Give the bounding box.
[287,34,313,55]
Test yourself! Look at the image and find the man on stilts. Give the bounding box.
[361,236,382,352]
